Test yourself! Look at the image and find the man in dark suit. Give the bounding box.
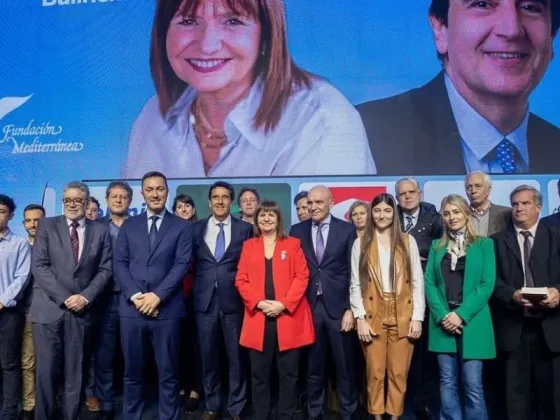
[394,178,442,419]
[357,1,560,176]
[465,171,511,237]
[492,185,560,420]
[191,181,252,420]
[114,171,191,420]
[541,178,560,231]
[31,181,112,420]
[290,185,357,420]
[84,181,133,419]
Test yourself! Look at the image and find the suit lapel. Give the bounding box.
[504,228,522,266]
[529,224,548,269]
[413,72,466,175]
[149,211,172,257]
[199,218,217,262]
[222,217,239,260]
[75,220,94,271]
[57,217,74,265]
[487,207,497,235]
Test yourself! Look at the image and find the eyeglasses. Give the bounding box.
[62,198,85,206]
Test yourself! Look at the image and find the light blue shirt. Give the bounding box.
[312,214,332,254]
[0,228,31,307]
[123,77,376,178]
[444,74,530,173]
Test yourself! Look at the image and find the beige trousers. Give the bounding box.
[21,319,35,411]
[363,293,414,416]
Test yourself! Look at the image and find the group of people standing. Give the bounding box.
[1,171,560,420]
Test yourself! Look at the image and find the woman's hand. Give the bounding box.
[408,320,422,340]
[257,300,271,311]
[262,300,286,318]
[357,319,377,343]
[441,312,463,335]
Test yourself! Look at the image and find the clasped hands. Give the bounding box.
[257,300,285,318]
[513,288,560,309]
[134,292,161,317]
[64,295,88,312]
[441,311,463,335]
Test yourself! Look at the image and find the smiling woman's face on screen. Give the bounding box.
[166,0,262,96]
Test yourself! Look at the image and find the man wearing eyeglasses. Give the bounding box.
[30,181,112,420]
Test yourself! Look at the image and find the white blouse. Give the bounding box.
[349,235,425,321]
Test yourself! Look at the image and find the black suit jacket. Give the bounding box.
[290,216,356,319]
[192,216,253,314]
[491,224,560,353]
[30,216,113,325]
[357,72,560,175]
[541,213,560,232]
[398,202,443,268]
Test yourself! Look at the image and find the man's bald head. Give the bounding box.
[307,185,333,223]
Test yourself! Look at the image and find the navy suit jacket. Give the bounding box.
[114,211,192,319]
[357,71,560,175]
[290,216,356,319]
[192,216,253,314]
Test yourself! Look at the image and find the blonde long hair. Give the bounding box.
[436,194,479,249]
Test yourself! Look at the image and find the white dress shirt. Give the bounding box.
[205,215,232,256]
[123,76,376,178]
[514,221,538,284]
[403,208,420,231]
[349,235,425,321]
[66,217,86,261]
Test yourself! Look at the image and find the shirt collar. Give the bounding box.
[404,208,420,220]
[0,228,13,242]
[167,76,268,151]
[210,214,232,226]
[444,73,530,164]
[314,214,332,226]
[146,209,165,220]
[514,221,539,237]
[471,202,492,217]
[66,218,86,228]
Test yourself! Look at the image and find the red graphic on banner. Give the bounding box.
[329,186,387,221]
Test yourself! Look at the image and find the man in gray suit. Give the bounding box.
[465,171,511,237]
[31,181,112,420]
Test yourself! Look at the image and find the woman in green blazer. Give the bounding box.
[424,194,496,420]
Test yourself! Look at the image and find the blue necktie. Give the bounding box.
[404,216,413,233]
[492,138,518,174]
[214,223,225,261]
[315,223,325,295]
[149,215,158,251]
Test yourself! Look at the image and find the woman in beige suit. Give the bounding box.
[350,193,425,419]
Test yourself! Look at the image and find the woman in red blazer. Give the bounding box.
[236,200,315,420]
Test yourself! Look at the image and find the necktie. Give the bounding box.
[214,223,225,261]
[70,221,79,265]
[404,216,414,233]
[492,138,518,174]
[149,215,159,252]
[315,223,325,295]
[520,230,534,287]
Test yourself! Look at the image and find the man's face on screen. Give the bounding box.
[166,0,262,97]
[432,0,555,102]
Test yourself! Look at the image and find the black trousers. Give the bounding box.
[181,297,202,396]
[249,320,300,420]
[504,318,560,420]
[0,309,24,420]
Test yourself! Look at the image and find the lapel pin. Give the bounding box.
[281,250,287,260]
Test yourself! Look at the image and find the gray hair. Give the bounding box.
[63,181,90,201]
[106,180,133,200]
[395,177,420,195]
[465,171,492,188]
[510,185,543,207]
